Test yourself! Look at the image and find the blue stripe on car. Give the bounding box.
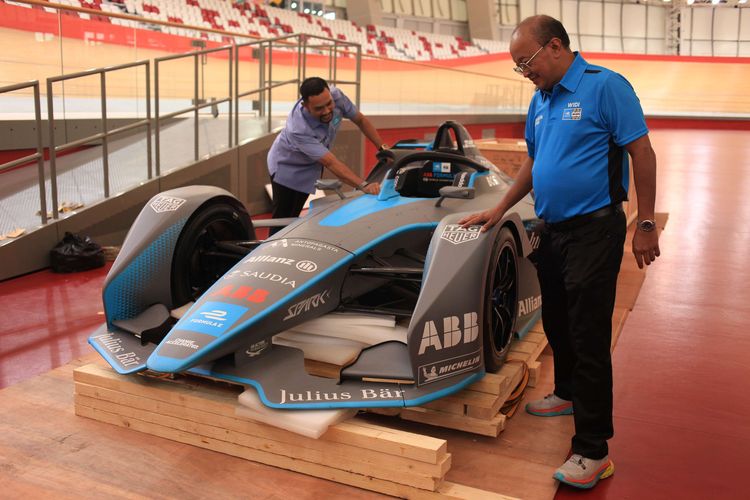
[319,194,425,227]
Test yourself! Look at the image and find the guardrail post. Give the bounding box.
[228,44,233,148]
[234,44,239,146]
[258,42,265,122]
[194,53,199,162]
[46,80,59,220]
[146,62,152,180]
[268,39,273,133]
[355,45,362,109]
[155,60,161,176]
[32,83,48,224]
[100,72,110,198]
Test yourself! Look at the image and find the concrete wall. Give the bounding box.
[466,0,500,41]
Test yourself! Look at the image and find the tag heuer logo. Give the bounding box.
[441,224,481,245]
[150,195,186,213]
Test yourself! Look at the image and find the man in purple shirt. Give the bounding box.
[267,77,387,230]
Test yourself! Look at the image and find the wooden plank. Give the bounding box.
[424,388,503,420]
[304,359,342,379]
[74,392,444,491]
[73,364,446,465]
[610,307,630,351]
[74,404,506,499]
[527,361,541,388]
[467,372,511,396]
[615,282,642,310]
[74,383,451,479]
[399,406,506,437]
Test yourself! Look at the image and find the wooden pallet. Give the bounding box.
[73,363,514,499]
[371,328,547,437]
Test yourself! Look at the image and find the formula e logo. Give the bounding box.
[418,312,479,355]
[182,301,248,336]
[211,285,269,303]
[295,260,317,272]
[284,290,331,321]
[149,195,186,213]
[200,309,227,321]
[441,224,481,245]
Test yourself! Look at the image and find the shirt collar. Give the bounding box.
[539,51,587,99]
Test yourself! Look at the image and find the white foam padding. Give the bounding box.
[170,302,194,319]
[285,313,406,346]
[273,332,366,366]
[236,387,356,439]
[272,313,407,365]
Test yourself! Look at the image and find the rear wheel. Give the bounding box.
[171,201,254,306]
[483,227,518,372]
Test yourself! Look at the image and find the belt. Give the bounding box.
[545,203,623,232]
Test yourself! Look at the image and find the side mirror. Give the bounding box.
[315,179,345,200]
[435,186,475,207]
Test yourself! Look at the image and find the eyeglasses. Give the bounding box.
[513,42,548,75]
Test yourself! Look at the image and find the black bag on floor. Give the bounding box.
[50,232,105,273]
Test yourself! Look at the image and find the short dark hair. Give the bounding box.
[532,15,570,49]
[299,77,329,102]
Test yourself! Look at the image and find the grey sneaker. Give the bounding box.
[553,454,614,489]
[525,393,573,416]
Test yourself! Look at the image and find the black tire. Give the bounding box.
[171,201,254,306]
[483,227,519,373]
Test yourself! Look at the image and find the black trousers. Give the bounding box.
[536,209,626,459]
[269,176,309,236]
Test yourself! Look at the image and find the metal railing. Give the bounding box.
[46,60,152,216]
[0,81,47,224]
[1,0,532,236]
[154,46,233,174]
[234,33,362,143]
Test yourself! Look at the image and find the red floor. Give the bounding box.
[1,128,747,497]
[556,129,750,499]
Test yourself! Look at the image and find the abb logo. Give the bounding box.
[418,312,479,355]
[211,285,269,303]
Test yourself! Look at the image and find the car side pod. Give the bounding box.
[405,212,504,387]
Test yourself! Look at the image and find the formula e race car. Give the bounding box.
[89,121,542,409]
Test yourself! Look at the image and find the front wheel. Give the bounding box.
[483,227,518,372]
[171,201,254,306]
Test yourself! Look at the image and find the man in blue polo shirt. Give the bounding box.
[267,77,386,233]
[460,15,660,489]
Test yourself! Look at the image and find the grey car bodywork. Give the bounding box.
[89,121,542,409]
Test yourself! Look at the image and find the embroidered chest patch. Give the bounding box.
[562,107,582,120]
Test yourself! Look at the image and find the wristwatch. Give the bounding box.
[638,219,656,232]
[378,144,389,152]
[356,181,370,191]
